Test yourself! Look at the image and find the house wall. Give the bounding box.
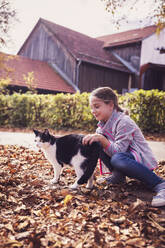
[18,23,130,94]
[143,67,165,91]
[105,43,141,90]
[18,24,77,85]
[78,62,130,94]
[111,43,141,70]
[141,29,165,65]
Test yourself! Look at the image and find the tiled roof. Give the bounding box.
[97,25,157,48]
[18,18,130,73]
[0,52,75,93]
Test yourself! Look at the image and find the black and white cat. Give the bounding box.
[33,129,111,189]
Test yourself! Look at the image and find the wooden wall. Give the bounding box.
[144,68,165,91]
[78,62,130,93]
[18,24,77,84]
[18,23,130,94]
[111,43,141,62]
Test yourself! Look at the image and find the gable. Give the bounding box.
[18,18,130,73]
[97,25,157,48]
[141,28,165,66]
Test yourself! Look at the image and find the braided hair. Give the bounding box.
[90,87,123,112]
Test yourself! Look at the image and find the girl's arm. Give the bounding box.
[82,133,110,149]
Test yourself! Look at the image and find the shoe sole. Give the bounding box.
[151,199,165,207]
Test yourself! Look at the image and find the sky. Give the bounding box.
[1,0,156,55]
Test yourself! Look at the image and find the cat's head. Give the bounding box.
[33,129,51,149]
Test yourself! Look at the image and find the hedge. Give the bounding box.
[0,89,165,133]
[119,89,165,133]
[0,92,97,132]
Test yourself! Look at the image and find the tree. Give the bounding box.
[0,0,16,47]
[23,72,37,94]
[101,0,165,29]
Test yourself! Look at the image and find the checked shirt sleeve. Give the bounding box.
[104,116,136,157]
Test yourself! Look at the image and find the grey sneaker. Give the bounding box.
[106,170,126,184]
[151,181,165,207]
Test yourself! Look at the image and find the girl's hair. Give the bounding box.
[90,87,123,112]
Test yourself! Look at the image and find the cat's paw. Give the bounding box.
[50,178,58,184]
[70,183,78,190]
[86,184,93,189]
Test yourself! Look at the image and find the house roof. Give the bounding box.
[0,52,75,93]
[18,18,130,73]
[97,25,157,48]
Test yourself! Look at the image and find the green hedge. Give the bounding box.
[119,89,165,133]
[0,90,165,133]
[0,92,97,132]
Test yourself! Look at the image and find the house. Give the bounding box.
[97,25,165,91]
[1,19,165,94]
[0,52,75,94]
[17,18,131,94]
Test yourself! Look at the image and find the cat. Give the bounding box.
[33,129,111,189]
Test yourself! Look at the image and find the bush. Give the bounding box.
[0,90,164,133]
[0,92,97,131]
[119,89,165,133]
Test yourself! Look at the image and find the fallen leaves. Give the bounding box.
[0,144,165,247]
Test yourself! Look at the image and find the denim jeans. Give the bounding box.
[110,152,162,190]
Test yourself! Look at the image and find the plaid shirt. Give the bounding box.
[96,109,157,170]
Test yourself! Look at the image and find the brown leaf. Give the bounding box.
[16,219,30,232]
[110,214,126,224]
[147,213,165,232]
[128,198,145,214]
[126,238,146,247]
[2,240,23,248]
[5,223,15,233]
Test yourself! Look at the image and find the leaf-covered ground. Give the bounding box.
[0,144,165,248]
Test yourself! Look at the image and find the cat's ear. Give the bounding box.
[33,129,39,136]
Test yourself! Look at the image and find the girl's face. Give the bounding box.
[89,96,114,122]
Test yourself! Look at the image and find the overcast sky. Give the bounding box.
[1,0,155,55]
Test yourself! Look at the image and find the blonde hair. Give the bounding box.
[90,87,123,112]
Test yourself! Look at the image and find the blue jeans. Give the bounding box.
[110,152,162,190]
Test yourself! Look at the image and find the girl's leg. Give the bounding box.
[110,152,162,189]
[106,170,126,184]
[99,150,125,184]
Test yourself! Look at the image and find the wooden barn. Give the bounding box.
[1,19,164,95]
[17,18,131,94]
[98,25,165,91]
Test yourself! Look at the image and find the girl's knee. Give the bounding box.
[111,153,125,170]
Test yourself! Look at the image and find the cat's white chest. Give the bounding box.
[43,144,57,165]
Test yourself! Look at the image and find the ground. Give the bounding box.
[0,130,165,247]
[0,127,165,141]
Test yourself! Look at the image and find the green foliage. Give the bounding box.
[0,77,11,94]
[0,92,97,131]
[0,89,164,133]
[119,89,165,133]
[23,71,37,94]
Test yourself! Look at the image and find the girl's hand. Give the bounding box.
[82,134,110,149]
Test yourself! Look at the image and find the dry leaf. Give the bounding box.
[16,219,30,231]
[2,240,23,248]
[110,214,126,224]
[0,144,165,247]
[126,238,146,247]
[63,194,73,206]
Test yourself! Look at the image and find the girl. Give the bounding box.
[82,87,165,207]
